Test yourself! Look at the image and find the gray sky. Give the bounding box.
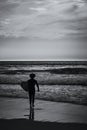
[0,0,87,60]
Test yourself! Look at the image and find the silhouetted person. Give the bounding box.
[28,73,40,107]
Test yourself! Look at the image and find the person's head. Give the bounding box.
[29,73,36,79]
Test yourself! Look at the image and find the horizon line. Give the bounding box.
[0,59,87,62]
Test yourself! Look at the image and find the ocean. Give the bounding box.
[0,61,87,105]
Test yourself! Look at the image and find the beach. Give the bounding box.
[0,61,87,129]
[0,97,87,123]
[0,97,87,130]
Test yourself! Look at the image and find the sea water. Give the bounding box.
[0,61,87,105]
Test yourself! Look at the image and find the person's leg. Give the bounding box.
[32,92,35,107]
[29,92,32,107]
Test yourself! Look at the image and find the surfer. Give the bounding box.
[28,73,40,107]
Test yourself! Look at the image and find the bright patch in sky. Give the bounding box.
[0,0,87,60]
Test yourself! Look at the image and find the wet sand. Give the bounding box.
[0,97,87,130]
[0,97,87,123]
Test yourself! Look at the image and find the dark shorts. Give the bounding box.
[28,90,35,95]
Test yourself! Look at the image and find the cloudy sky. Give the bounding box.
[0,0,87,60]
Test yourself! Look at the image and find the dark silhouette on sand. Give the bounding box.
[28,73,40,108]
[29,106,34,120]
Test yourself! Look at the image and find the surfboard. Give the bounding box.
[21,81,29,92]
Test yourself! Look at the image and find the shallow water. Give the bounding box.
[0,84,87,105]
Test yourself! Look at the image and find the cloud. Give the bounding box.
[0,0,87,60]
[0,0,87,40]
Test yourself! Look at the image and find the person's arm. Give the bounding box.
[35,80,40,92]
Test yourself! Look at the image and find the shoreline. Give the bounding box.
[0,84,87,106]
[0,95,87,106]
